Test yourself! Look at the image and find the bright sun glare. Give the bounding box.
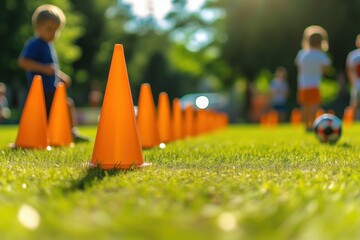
[195,96,209,109]
[123,0,206,20]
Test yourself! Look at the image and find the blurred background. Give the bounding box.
[1,0,360,123]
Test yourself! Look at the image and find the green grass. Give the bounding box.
[1,124,360,239]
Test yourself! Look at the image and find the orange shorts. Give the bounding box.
[297,88,321,105]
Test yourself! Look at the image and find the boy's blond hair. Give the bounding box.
[0,82,6,94]
[301,25,329,52]
[355,34,360,48]
[32,4,66,29]
[275,66,287,79]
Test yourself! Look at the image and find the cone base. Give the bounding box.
[142,144,160,149]
[9,142,52,151]
[88,161,151,170]
[49,143,75,148]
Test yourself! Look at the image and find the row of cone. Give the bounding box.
[14,76,72,149]
[91,44,228,169]
[137,84,228,148]
[13,44,229,170]
[261,107,355,127]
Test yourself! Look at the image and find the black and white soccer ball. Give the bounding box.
[313,114,342,144]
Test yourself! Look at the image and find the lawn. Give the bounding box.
[1,124,360,239]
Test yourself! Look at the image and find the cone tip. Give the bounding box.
[34,75,42,82]
[114,44,124,51]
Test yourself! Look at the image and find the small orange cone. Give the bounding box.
[267,110,279,126]
[91,44,148,170]
[290,108,302,125]
[48,83,73,147]
[137,83,160,148]
[327,109,335,115]
[196,109,206,134]
[260,113,268,127]
[14,75,48,149]
[184,105,195,137]
[157,92,172,143]
[316,108,325,118]
[172,98,183,140]
[343,106,354,125]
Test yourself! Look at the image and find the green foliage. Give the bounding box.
[2,125,360,239]
[320,78,340,104]
[254,69,272,94]
[168,44,203,76]
[2,0,360,109]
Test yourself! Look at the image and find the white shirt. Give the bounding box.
[346,49,360,90]
[270,79,288,104]
[295,49,331,89]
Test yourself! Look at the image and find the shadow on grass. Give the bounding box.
[63,167,127,194]
[337,142,352,149]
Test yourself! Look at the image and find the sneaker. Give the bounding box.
[72,133,90,143]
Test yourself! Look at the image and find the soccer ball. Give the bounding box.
[313,114,342,144]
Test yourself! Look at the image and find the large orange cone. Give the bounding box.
[184,105,195,137]
[137,83,160,148]
[157,92,172,143]
[91,44,148,170]
[48,82,73,147]
[14,75,48,149]
[172,98,183,140]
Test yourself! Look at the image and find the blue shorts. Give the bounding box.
[272,104,286,113]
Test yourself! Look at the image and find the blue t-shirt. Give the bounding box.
[19,37,59,93]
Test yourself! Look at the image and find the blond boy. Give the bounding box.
[295,25,331,131]
[18,4,88,142]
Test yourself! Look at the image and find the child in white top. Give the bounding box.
[295,25,331,131]
[270,66,289,122]
[346,34,360,119]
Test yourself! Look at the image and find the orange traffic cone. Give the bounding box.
[196,109,206,134]
[91,44,149,170]
[157,92,172,143]
[327,109,335,115]
[184,105,195,137]
[260,113,268,127]
[14,75,48,149]
[48,82,73,147]
[137,83,160,148]
[343,106,354,125]
[316,108,325,118]
[268,110,279,126]
[172,98,183,140]
[290,108,302,125]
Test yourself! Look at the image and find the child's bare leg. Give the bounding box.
[302,105,315,130]
[67,97,89,142]
[67,97,78,128]
[308,104,319,128]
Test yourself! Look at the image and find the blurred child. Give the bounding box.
[346,34,360,120]
[0,82,11,122]
[18,4,88,142]
[295,25,331,131]
[88,81,103,107]
[270,66,289,122]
